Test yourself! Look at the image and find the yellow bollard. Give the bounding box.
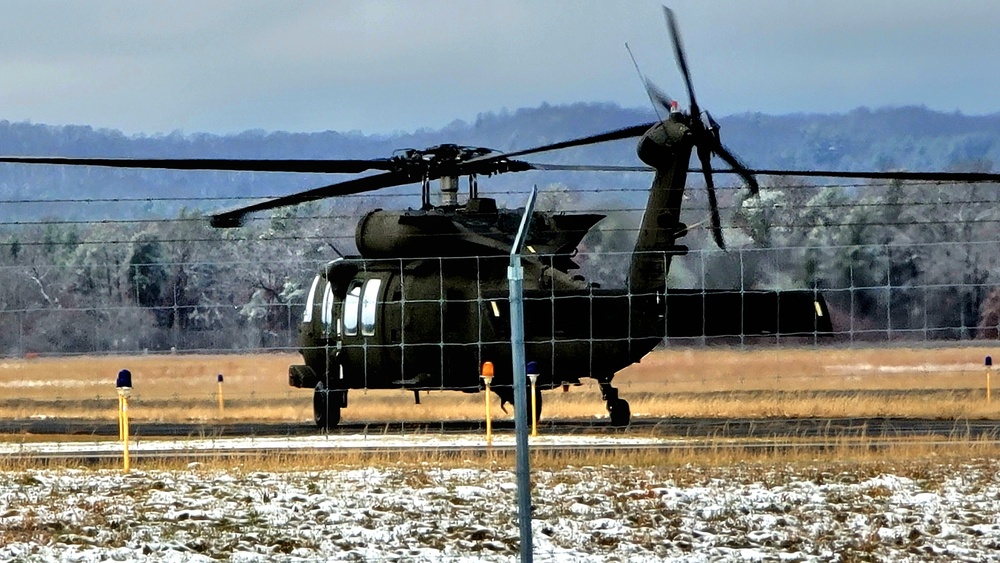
[116,369,132,473]
[481,362,494,446]
[117,394,124,440]
[528,373,539,437]
[120,392,130,473]
[217,374,225,416]
[526,362,540,438]
[987,356,994,403]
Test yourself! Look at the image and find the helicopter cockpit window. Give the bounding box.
[344,282,361,336]
[361,278,382,336]
[302,275,321,324]
[320,282,335,334]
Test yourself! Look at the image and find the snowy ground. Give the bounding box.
[2,460,1000,562]
[0,432,677,457]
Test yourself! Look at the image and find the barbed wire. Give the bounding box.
[0,178,996,206]
[2,238,1000,268]
[3,194,1000,228]
[1,221,999,248]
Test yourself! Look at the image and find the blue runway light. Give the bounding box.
[526,361,539,377]
[116,369,132,389]
[218,374,224,383]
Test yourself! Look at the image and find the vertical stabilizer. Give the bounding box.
[628,118,693,295]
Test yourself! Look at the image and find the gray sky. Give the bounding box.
[1,0,998,135]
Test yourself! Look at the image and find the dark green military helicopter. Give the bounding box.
[4,8,999,428]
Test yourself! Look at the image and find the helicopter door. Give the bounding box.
[320,280,339,341]
[341,281,362,386]
[340,276,389,388]
[360,278,382,338]
[360,277,385,386]
[302,275,321,326]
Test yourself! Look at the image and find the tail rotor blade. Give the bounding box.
[664,7,699,117]
[705,179,725,250]
[705,110,721,144]
[663,6,757,216]
[644,78,675,114]
[713,142,759,196]
[705,110,720,130]
[697,145,725,249]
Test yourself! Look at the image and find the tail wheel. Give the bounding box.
[608,398,631,427]
[314,381,342,430]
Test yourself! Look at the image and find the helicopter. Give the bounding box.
[4,8,1000,428]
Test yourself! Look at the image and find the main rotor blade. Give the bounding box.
[664,7,699,118]
[525,163,652,172]
[0,156,395,174]
[707,169,1000,183]
[468,122,657,164]
[210,171,415,228]
[497,162,1000,184]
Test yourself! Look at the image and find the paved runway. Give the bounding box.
[3,416,999,440]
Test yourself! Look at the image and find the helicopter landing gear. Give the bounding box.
[314,381,345,430]
[599,381,631,427]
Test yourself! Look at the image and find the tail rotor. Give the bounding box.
[662,7,759,248]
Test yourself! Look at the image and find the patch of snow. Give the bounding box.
[0,432,690,457]
[1,461,1000,561]
[825,362,982,374]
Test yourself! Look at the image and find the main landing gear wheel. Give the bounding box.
[608,398,631,427]
[599,380,631,427]
[313,381,342,430]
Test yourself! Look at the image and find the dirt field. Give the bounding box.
[0,346,998,423]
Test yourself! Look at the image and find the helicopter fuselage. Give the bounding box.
[290,254,664,400]
[289,252,831,401]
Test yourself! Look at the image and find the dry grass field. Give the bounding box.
[1,345,999,424]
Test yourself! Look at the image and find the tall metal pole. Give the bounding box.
[508,187,537,563]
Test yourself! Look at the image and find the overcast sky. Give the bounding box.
[1,0,998,136]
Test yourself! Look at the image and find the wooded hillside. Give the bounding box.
[1,103,998,355]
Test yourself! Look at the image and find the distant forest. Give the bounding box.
[1,103,999,355]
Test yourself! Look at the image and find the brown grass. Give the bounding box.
[0,345,998,423]
[1,438,996,474]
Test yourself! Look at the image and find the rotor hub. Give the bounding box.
[389,144,531,178]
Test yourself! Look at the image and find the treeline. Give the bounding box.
[0,205,353,356]
[724,177,1000,340]
[1,103,1000,355]
[3,104,1000,221]
[1,176,998,357]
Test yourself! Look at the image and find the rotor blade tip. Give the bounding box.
[210,215,243,229]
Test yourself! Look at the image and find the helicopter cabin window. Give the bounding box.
[320,282,335,334]
[361,278,382,336]
[302,275,321,323]
[343,281,362,336]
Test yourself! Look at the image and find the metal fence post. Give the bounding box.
[508,187,537,563]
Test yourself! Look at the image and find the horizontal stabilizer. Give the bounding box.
[664,289,832,338]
